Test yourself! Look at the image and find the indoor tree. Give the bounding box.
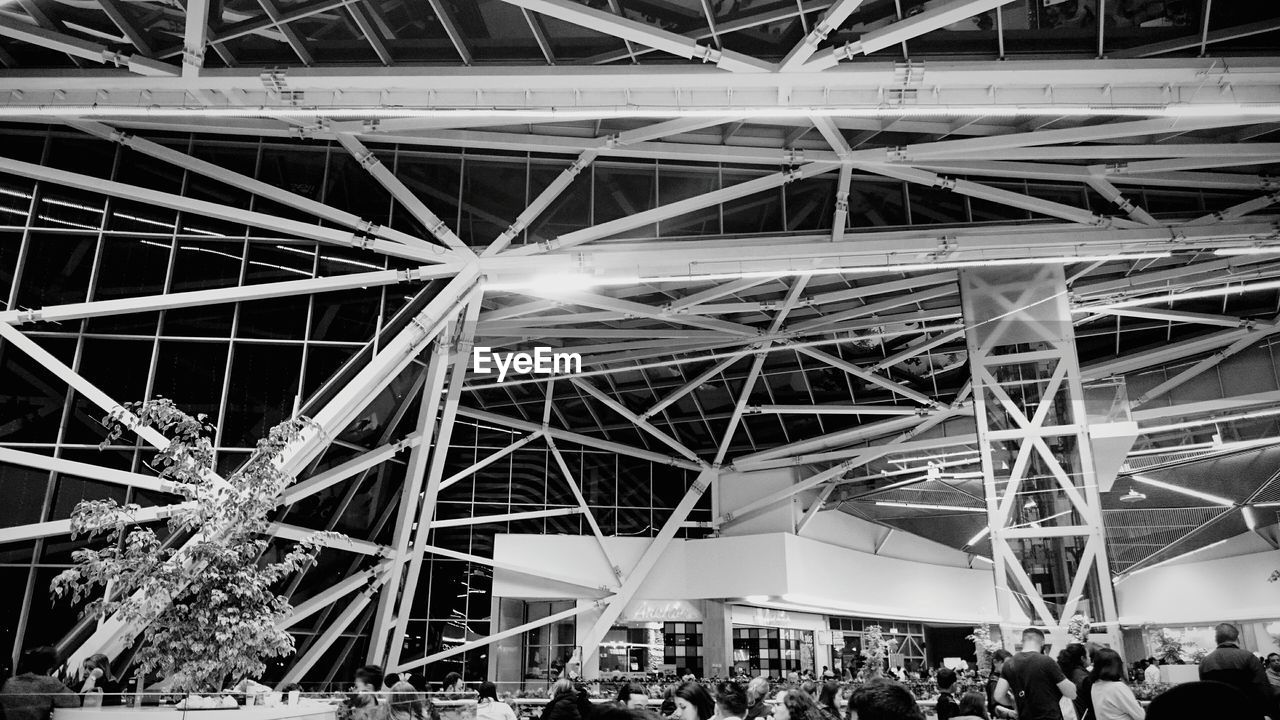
[52,399,331,692]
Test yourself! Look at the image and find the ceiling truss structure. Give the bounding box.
[1,0,1280,681]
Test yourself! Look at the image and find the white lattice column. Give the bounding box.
[960,265,1119,651]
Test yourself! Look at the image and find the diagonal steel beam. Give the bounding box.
[504,163,836,256]
[427,0,472,65]
[0,15,175,75]
[807,0,1015,68]
[779,0,865,71]
[578,468,716,666]
[570,377,704,464]
[348,3,392,65]
[253,0,314,64]
[497,0,772,72]
[0,155,455,265]
[97,0,154,55]
[548,437,622,580]
[334,134,472,254]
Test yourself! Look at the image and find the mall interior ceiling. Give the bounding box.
[1,0,1280,680]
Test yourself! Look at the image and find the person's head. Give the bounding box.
[1213,623,1240,645]
[800,680,818,696]
[1089,648,1126,683]
[478,681,501,702]
[17,646,60,676]
[935,667,957,692]
[616,682,649,710]
[673,681,714,720]
[386,681,427,712]
[846,679,924,720]
[957,692,989,719]
[355,664,384,692]
[746,676,770,704]
[715,681,748,719]
[82,653,112,681]
[443,672,463,692]
[818,680,840,708]
[406,674,428,692]
[551,678,576,701]
[1057,643,1087,675]
[383,672,401,688]
[991,649,1011,675]
[1267,653,1280,672]
[1020,628,1047,652]
[771,688,825,720]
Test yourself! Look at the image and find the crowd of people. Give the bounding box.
[3,623,1280,720]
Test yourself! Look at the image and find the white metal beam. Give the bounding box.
[0,15,176,76]
[278,435,422,506]
[0,266,452,326]
[333,133,472,254]
[570,377,704,464]
[779,0,866,71]
[496,0,772,72]
[181,0,209,77]
[0,446,177,495]
[0,502,197,544]
[547,437,622,580]
[807,0,1016,68]
[0,155,456,265]
[279,562,391,631]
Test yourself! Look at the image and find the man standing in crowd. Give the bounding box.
[1144,659,1161,684]
[993,628,1077,720]
[1198,623,1273,718]
[934,667,960,720]
[1266,653,1280,693]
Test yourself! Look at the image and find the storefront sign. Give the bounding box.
[618,599,703,623]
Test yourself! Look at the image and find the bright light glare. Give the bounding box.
[1083,278,1280,311]
[874,501,987,513]
[964,526,991,547]
[1213,247,1280,256]
[487,254,1172,292]
[1132,475,1235,507]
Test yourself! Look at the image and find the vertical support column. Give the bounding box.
[960,266,1119,651]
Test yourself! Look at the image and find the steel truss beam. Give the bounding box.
[4,61,1280,115]
[0,15,176,76]
[65,119,430,248]
[0,267,453,326]
[962,266,1118,648]
[807,0,1015,68]
[0,156,458,265]
[496,0,772,73]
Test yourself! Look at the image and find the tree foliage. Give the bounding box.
[51,399,329,692]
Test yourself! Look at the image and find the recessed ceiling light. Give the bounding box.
[1119,488,1147,503]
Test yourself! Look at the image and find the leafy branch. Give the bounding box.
[52,398,335,692]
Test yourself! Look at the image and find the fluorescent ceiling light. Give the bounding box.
[1121,537,1233,580]
[1132,475,1235,507]
[1083,278,1280,311]
[1213,247,1280,256]
[487,254,1171,292]
[964,526,991,547]
[874,501,987,513]
[1140,406,1280,434]
[4,105,1280,119]
[1256,501,1280,508]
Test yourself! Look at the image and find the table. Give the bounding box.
[56,705,336,720]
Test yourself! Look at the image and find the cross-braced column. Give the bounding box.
[960,266,1119,651]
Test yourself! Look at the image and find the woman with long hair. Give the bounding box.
[78,653,121,706]
[476,681,516,720]
[816,680,841,720]
[1088,649,1145,720]
[614,682,650,711]
[770,688,828,720]
[671,681,715,720]
[954,692,990,720]
[986,649,1013,719]
[543,678,583,720]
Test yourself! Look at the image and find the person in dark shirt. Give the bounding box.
[935,667,961,720]
[1197,622,1273,719]
[0,646,79,720]
[1057,643,1089,719]
[993,628,1077,720]
[846,678,924,720]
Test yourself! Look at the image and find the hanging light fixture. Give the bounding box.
[1119,488,1147,503]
